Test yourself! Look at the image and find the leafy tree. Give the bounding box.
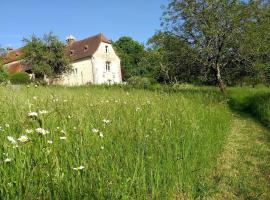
[162,0,270,92]
[145,32,201,84]
[22,32,71,80]
[113,37,146,80]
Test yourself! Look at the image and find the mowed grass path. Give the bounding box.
[0,85,231,199]
[212,114,270,200]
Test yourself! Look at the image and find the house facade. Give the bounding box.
[2,33,122,85]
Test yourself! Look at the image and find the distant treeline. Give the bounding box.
[113,0,270,92]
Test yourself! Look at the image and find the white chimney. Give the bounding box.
[66,35,76,45]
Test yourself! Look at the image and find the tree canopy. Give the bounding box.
[162,0,270,92]
[113,37,146,80]
[22,32,72,79]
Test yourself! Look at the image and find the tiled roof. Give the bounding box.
[1,33,111,65]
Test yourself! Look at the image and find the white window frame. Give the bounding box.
[106,61,111,71]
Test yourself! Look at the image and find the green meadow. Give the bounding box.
[0,85,269,199]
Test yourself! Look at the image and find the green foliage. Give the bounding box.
[22,32,72,79]
[146,32,201,84]
[228,87,270,127]
[10,72,31,84]
[127,76,154,88]
[0,63,9,83]
[0,86,231,199]
[113,37,146,80]
[162,0,270,91]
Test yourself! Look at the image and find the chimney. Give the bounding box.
[66,35,76,45]
[7,47,13,53]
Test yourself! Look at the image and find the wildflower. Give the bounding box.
[99,132,104,138]
[101,146,104,150]
[33,96,37,100]
[25,129,33,134]
[28,112,38,117]
[34,85,38,88]
[63,99,68,102]
[56,127,60,130]
[102,119,110,124]
[39,110,48,115]
[7,136,17,144]
[36,128,48,135]
[60,130,65,134]
[73,127,77,130]
[92,128,99,133]
[60,136,67,140]
[47,140,53,144]
[52,98,59,102]
[5,123,10,128]
[68,115,72,119]
[135,107,141,112]
[73,166,85,171]
[17,135,29,143]
[4,158,12,163]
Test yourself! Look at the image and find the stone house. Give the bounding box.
[2,33,122,85]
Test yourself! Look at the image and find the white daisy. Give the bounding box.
[73,166,85,171]
[36,128,48,135]
[4,158,12,163]
[17,135,29,143]
[28,112,38,117]
[99,132,104,138]
[7,136,17,144]
[102,119,110,124]
[60,136,67,140]
[47,140,53,144]
[92,128,99,133]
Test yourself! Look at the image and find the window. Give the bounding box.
[106,61,111,71]
[84,45,88,52]
[105,46,108,53]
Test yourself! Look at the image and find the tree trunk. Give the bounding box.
[216,65,226,94]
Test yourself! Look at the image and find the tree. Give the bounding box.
[113,37,146,80]
[22,32,72,80]
[145,32,201,84]
[162,0,270,92]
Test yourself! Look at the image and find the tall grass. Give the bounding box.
[228,87,270,127]
[0,85,231,199]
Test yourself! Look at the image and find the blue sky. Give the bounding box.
[0,0,167,48]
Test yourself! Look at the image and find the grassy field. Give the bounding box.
[0,85,232,199]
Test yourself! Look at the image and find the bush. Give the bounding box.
[10,72,31,84]
[0,66,9,83]
[127,76,154,88]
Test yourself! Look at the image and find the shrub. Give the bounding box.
[10,72,31,84]
[127,76,153,88]
[0,66,9,83]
